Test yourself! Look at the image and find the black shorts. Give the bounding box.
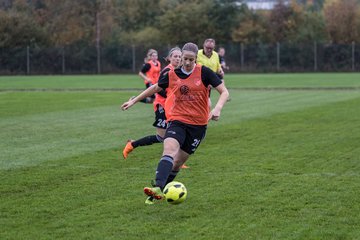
[152,104,167,129]
[146,83,155,99]
[164,120,207,155]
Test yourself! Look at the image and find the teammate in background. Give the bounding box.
[138,49,161,103]
[123,47,190,169]
[121,42,229,204]
[218,47,229,71]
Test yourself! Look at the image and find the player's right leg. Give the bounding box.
[143,186,164,200]
[122,135,162,159]
[144,131,183,199]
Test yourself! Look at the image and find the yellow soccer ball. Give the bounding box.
[163,181,187,204]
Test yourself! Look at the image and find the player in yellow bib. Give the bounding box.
[197,38,224,79]
[197,38,228,104]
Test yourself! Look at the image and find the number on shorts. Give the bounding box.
[157,119,166,128]
[191,139,201,147]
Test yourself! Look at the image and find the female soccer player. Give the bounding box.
[121,42,229,204]
[138,49,161,103]
[123,47,189,169]
[123,48,180,155]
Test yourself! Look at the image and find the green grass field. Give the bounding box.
[1,73,360,239]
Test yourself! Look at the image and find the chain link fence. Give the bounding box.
[223,42,360,72]
[0,42,359,74]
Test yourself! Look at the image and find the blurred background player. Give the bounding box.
[197,38,227,105]
[197,38,224,80]
[138,49,161,103]
[123,47,189,169]
[218,47,229,71]
[121,42,229,204]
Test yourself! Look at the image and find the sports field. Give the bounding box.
[1,73,360,239]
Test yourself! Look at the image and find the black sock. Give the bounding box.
[132,135,160,148]
[155,155,174,189]
[156,134,164,142]
[140,97,153,103]
[166,170,179,185]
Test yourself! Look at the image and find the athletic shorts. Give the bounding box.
[152,104,167,129]
[164,120,207,155]
[146,83,155,99]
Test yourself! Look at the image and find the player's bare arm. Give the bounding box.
[217,67,224,78]
[209,82,229,121]
[138,71,151,84]
[121,84,162,110]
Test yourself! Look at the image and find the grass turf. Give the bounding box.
[1,73,360,239]
[1,72,360,90]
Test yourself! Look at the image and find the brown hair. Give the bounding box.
[165,47,181,62]
[144,49,158,63]
[182,42,198,55]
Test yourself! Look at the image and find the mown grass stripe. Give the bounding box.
[1,87,360,92]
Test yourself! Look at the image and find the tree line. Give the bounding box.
[1,0,360,50]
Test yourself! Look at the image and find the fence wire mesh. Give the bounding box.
[0,43,359,74]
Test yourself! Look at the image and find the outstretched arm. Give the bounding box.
[121,84,162,110]
[209,82,229,121]
[138,71,151,84]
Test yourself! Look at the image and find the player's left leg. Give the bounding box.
[165,150,190,185]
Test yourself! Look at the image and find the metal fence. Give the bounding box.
[225,42,360,72]
[0,42,359,74]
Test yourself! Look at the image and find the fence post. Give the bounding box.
[26,46,30,75]
[314,41,317,72]
[240,43,244,70]
[132,44,136,73]
[96,12,101,74]
[276,42,280,71]
[352,41,355,71]
[62,47,65,74]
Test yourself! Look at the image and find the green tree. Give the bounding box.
[116,0,161,32]
[158,0,239,45]
[292,9,328,43]
[232,5,268,44]
[0,6,47,48]
[207,0,240,43]
[114,0,163,45]
[268,0,301,43]
[158,0,213,45]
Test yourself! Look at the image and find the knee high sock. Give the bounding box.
[166,170,179,185]
[155,155,174,189]
[132,135,160,148]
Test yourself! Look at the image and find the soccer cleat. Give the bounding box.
[144,186,164,200]
[181,164,190,169]
[122,140,134,159]
[145,196,155,205]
